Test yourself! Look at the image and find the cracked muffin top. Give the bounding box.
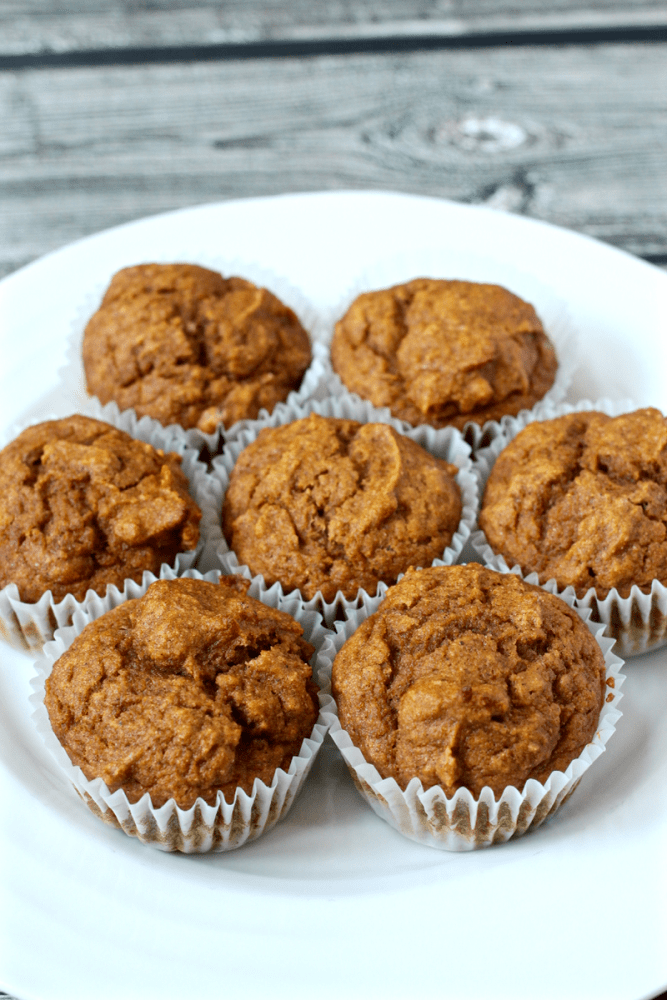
[222,413,463,602]
[0,415,201,603]
[83,263,312,433]
[331,564,606,798]
[45,576,319,808]
[479,408,667,598]
[330,278,557,429]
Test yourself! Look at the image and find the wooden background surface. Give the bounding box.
[1,4,666,1000]
[1,1,667,281]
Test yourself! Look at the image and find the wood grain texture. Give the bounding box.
[1,41,667,276]
[1,0,667,55]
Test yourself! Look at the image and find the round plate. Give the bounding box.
[1,191,666,1000]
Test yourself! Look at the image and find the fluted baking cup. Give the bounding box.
[470,397,667,658]
[0,402,215,650]
[316,579,624,851]
[30,565,336,853]
[201,394,478,627]
[317,248,577,453]
[59,258,328,453]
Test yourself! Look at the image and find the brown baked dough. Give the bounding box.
[222,413,463,602]
[479,408,667,598]
[45,576,319,808]
[0,415,201,603]
[331,278,557,429]
[332,564,606,797]
[83,263,312,432]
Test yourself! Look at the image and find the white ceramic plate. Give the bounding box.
[1,191,666,1000]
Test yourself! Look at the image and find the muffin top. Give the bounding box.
[222,413,463,602]
[331,564,606,798]
[479,408,667,598]
[330,278,557,429]
[0,415,201,603]
[45,576,319,808]
[83,263,312,433]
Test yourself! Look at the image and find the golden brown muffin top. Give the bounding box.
[480,408,667,598]
[332,564,606,798]
[222,413,463,602]
[0,415,200,603]
[45,576,319,808]
[330,278,557,429]
[83,263,312,433]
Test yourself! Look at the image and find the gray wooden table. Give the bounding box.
[1,4,666,999]
[1,0,667,279]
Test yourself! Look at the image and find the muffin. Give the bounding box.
[330,278,557,430]
[479,408,667,599]
[82,263,312,433]
[221,413,463,602]
[44,575,320,810]
[331,564,607,799]
[0,415,201,604]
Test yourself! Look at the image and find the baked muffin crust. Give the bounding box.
[45,576,319,808]
[331,564,606,797]
[222,413,463,602]
[0,415,201,603]
[83,263,312,432]
[480,408,667,598]
[331,278,557,429]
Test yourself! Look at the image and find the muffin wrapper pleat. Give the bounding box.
[0,401,218,650]
[59,258,328,452]
[314,248,576,454]
[200,395,479,628]
[315,581,624,851]
[470,396,667,658]
[29,565,336,853]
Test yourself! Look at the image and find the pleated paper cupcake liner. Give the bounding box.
[200,394,479,628]
[315,579,624,851]
[314,247,577,453]
[30,565,336,853]
[59,257,329,454]
[0,401,216,651]
[470,397,667,658]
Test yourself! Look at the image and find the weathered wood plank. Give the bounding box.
[1,0,667,55]
[1,41,666,277]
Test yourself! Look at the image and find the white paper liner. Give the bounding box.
[315,575,624,851]
[59,257,329,453]
[201,395,478,628]
[314,248,577,452]
[0,402,217,651]
[29,565,336,853]
[470,397,667,658]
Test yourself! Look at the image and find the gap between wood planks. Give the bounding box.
[2,23,667,70]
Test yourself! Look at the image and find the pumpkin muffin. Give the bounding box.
[331,564,607,798]
[330,278,557,429]
[83,263,312,433]
[479,408,667,598]
[44,575,320,809]
[222,413,463,602]
[0,415,201,604]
